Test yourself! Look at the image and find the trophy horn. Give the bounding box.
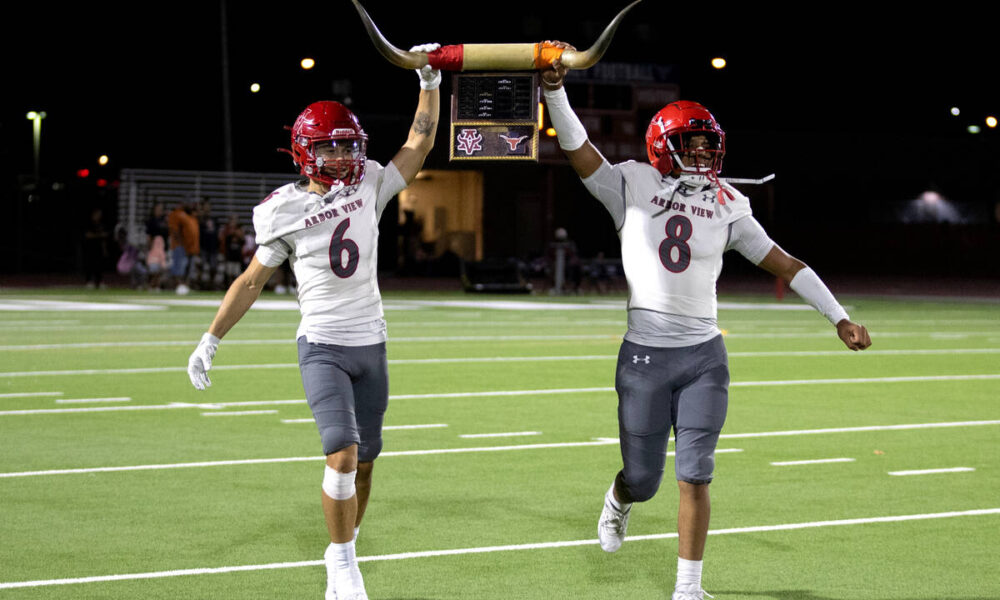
[352,1,642,72]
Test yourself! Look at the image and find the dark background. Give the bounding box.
[1,1,997,286]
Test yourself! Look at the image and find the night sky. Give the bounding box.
[1,2,997,277]
[3,3,994,174]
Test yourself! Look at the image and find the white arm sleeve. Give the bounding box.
[542,87,588,151]
[726,216,775,265]
[789,267,850,325]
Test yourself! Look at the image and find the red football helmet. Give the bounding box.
[284,101,368,188]
[645,101,726,177]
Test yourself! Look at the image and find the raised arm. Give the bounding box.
[539,41,605,179]
[390,44,441,185]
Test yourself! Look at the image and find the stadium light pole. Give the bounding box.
[26,110,46,183]
[220,0,233,172]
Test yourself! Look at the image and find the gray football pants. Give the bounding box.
[615,335,729,501]
[297,337,389,462]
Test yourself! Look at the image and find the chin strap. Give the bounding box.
[705,169,734,206]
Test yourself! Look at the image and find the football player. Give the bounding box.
[540,42,871,600]
[186,44,442,600]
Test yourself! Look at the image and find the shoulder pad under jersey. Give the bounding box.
[252,183,308,246]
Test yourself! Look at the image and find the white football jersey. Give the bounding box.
[584,160,754,321]
[253,160,406,345]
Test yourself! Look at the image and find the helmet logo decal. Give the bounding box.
[456,128,484,155]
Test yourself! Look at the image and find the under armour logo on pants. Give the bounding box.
[632,355,650,364]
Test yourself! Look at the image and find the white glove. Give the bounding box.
[410,43,441,90]
[188,332,220,391]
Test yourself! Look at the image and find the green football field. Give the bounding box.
[1,289,998,599]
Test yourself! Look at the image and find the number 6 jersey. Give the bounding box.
[582,160,774,347]
[252,160,407,346]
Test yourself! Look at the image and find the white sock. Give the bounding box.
[676,557,703,590]
[325,541,365,594]
[607,482,631,512]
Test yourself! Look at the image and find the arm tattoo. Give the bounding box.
[412,112,434,136]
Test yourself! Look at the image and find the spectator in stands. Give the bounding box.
[219,214,245,287]
[115,223,147,289]
[146,202,168,291]
[547,227,581,294]
[168,200,199,295]
[198,200,221,290]
[82,207,108,289]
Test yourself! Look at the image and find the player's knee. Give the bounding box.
[319,425,358,458]
[620,467,663,503]
[358,435,383,463]
[676,452,715,484]
[322,465,356,500]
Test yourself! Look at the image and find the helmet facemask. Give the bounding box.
[300,137,368,189]
[664,129,725,177]
[284,101,369,191]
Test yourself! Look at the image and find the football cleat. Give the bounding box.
[671,584,714,600]
[597,493,631,552]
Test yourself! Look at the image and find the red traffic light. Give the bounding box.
[76,168,90,178]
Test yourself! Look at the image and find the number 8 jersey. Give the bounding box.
[252,160,407,346]
[582,160,773,346]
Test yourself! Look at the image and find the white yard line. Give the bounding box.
[383,447,743,459]
[771,458,857,466]
[4,379,1000,415]
[6,336,1000,352]
[459,431,541,438]
[3,347,1000,377]
[0,340,289,350]
[55,397,131,404]
[1,508,996,589]
[0,391,62,399]
[390,388,613,400]
[719,420,1000,439]
[0,446,743,479]
[0,323,296,332]
[728,348,1000,358]
[5,418,996,479]
[0,320,80,326]
[201,410,278,417]
[0,300,165,312]
[731,374,1000,387]
[0,335,620,351]
[282,421,450,430]
[3,416,999,478]
[888,467,975,476]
